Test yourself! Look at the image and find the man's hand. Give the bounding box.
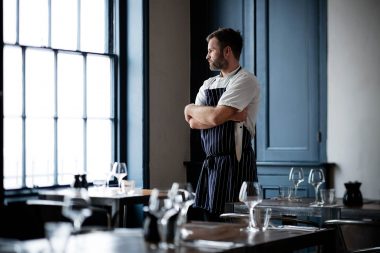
[184,103,194,123]
[230,107,248,122]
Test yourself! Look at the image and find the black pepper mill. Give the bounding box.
[73,174,81,188]
[80,174,88,189]
[343,181,363,206]
[143,207,160,245]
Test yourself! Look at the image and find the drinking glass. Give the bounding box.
[308,168,325,205]
[238,181,263,232]
[111,162,127,193]
[320,188,336,205]
[62,188,92,232]
[289,167,304,201]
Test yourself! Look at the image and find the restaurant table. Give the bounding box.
[38,187,153,228]
[339,199,380,220]
[226,198,340,226]
[15,221,334,253]
[225,198,380,226]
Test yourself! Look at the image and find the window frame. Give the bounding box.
[2,0,119,196]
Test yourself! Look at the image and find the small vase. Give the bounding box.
[343,181,363,206]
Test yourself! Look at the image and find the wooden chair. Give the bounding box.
[323,219,380,253]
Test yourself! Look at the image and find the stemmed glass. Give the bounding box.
[111,162,127,193]
[62,188,92,233]
[308,168,325,205]
[289,167,304,201]
[238,181,263,232]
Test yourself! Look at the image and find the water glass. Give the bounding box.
[320,188,336,205]
[279,186,291,200]
[123,180,135,194]
[254,208,272,231]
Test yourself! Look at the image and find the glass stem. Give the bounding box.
[294,186,298,199]
[249,207,255,228]
[73,220,81,232]
[314,186,319,203]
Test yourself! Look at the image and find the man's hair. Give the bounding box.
[206,28,243,60]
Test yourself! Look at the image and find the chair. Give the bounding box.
[27,199,112,230]
[323,219,380,253]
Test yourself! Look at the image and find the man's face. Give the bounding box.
[206,38,228,71]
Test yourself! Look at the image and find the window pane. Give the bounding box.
[25,118,54,187]
[3,0,17,44]
[25,48,55,117]
[81,0,106,53]
[87,119,112,182]
[3,118,23,189]
[57,119,84,185]
[57,52,84,117]
[87,55,112,118]
[3,46,23,116]
[19,0,49,47]
[51,0,78,50]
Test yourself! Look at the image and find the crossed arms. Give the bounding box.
[184,104,248,129]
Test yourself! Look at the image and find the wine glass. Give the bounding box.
[289,167,304,201]
[112,162,128,193]
[238,181,263,232]
[308,168,325,205]
[62,188,92,232]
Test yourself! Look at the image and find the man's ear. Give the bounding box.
[223,46,232,57]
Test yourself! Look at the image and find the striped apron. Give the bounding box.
[194,87,257,214]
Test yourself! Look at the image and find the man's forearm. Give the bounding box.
[188,118,214,129]
[185,104,236,127]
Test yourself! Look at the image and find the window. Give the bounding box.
[3,0,116,189]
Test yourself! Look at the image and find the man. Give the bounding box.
[184,28,260,221]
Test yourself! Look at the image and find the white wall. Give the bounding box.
[149,0,190,188]
[328,0,380,199]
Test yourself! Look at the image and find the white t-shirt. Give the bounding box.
[195,66,260,160]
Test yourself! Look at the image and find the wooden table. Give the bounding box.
[17,222,334,253]
[39,187,153,227]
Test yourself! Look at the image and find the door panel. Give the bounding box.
[256,0,320,162]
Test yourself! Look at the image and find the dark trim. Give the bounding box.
[142,0,150,189]
[1,0,4,207]
[256,161,335,168]
[319,0,328,162]
[117,0,127,163]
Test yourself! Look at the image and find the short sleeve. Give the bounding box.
[218,72,259,111]
[195,77,216,105]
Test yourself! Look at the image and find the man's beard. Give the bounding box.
[209,55,228,71]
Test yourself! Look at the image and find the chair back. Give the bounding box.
[324,219,380,253]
